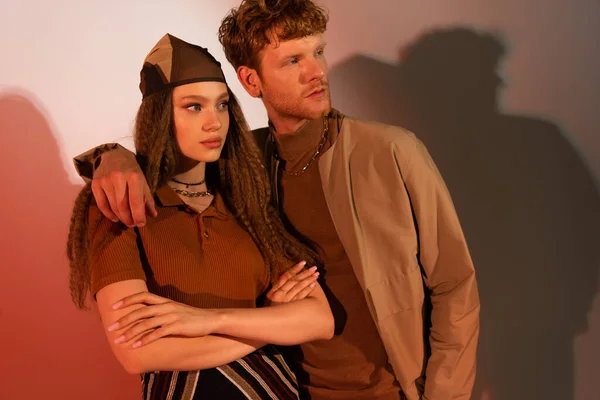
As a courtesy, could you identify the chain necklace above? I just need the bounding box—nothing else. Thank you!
[274,115,329,176]
[171,177,206,187]
[171,187,213,197]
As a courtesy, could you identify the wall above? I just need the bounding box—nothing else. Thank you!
[321,1,600,399]
[0,1,263,398]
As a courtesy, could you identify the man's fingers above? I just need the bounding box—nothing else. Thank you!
[101,180,123,222]
[101,176,132,226]
[144,185,158,218]
[91,149,150,225]
[91,181,119,222]
[113,178,135,227]
[128,174,147,227]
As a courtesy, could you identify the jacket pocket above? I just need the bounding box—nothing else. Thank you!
[366,265,425,322]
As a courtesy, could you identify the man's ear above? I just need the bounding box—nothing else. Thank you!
[237,66,262,98]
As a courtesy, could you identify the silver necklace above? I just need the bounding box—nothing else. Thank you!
[172,187,213,198]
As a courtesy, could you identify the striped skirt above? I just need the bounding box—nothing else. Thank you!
[141,345,299,399]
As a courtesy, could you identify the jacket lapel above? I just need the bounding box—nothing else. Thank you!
[318,122,370,292]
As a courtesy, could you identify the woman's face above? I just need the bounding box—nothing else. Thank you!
[172,81,230,163]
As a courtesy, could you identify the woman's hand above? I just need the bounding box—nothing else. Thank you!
[107,262,320,348]
[108,292,222,348]
[266,261,320,306]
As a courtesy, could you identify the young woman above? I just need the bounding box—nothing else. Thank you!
[67,33,333,400]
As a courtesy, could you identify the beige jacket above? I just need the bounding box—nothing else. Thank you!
[258,116,480,400]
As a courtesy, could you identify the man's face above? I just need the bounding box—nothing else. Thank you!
[255,33,331,131]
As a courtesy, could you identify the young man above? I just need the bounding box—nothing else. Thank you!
[75,1,479,399]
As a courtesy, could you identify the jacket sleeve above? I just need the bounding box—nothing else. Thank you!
[397,138,480,400]
[72,143,130,182]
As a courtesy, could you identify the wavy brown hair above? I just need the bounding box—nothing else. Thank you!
[218,0,329,71]
[67,87,320,309]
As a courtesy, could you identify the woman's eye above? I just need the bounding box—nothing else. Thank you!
[186,104,201,112]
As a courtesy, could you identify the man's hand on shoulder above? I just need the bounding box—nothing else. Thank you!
[92,148,157,227]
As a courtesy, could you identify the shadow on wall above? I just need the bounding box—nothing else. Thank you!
[329,27,600,400]
[0,91,138,399]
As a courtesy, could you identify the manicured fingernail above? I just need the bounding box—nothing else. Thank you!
[112,301,123,310]
[132,341,142,348]
[309,266,317,272]
[114,335,125,344]
[310,282,317,287]
[111,218,119,223]
[107,322,119,331]
[137,223,145,228]
[313,272,320,277]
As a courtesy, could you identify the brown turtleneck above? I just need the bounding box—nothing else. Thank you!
[273,111,402,400]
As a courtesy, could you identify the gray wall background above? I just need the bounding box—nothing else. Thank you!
[321,1,600,399]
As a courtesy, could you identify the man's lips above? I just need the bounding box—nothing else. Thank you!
[306,86,327,98]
